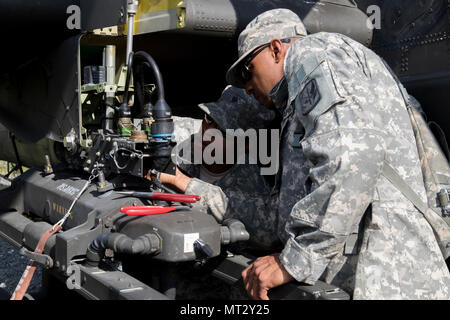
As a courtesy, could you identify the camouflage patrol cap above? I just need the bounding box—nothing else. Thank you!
[198,85,275,132]
[226,8,307,88]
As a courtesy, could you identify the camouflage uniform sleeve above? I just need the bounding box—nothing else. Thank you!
[186,170,280,248]
[279,36,387,284]
[185,178,228,222]
[279,129,385,284]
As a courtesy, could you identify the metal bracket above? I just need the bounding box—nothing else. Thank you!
[438,188,450,216]
[19,247,54,269]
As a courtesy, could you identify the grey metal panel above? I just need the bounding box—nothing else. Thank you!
[0,124,61,167]
[19,168,143,229]
[115,209,222,262]
[357,0,450,146]
[0,35,81,143]
[80,0,127,31]
[0,211,31,249]
[67,264,170,300]
[302,0,373,46]
[180,0,373,45]
[182,0,237,37]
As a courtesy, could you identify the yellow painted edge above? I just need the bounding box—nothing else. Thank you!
[131,0,181,34]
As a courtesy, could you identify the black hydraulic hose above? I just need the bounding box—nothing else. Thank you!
[125,50,172,122]
[132,58,147,115]
[86,232,161,266]
[132,51,165,101]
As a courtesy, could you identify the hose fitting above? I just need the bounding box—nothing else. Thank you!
[86,232,161,267]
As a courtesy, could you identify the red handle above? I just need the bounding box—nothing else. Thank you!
[120,205,166,211]
[120,205,176,216]
[151,192,201,203]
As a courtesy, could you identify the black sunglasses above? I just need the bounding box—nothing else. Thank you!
[240,38,291,83]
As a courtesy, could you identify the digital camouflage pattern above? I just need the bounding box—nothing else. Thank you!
[172,116,202,144]
[176,86,280,249]
[276,31,450,299]
[186,169,280,250]
[198,85,276,133]
[407,97,450,239]
[172,115,253,299]
[226,8,307,88]
[172,89,280,299]
[177,139,281,247]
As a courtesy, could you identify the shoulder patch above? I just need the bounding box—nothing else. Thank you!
[287,52,346,138]
[299,79,321,115]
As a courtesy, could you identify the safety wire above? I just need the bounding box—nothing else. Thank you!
[111,147,144,171]
[52,168,99,231]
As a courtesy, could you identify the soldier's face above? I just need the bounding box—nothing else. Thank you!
[244,41,286,108]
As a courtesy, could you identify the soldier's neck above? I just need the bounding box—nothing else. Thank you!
[269,76,289,115]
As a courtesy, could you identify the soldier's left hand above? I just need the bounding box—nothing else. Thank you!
[241,253,294,300]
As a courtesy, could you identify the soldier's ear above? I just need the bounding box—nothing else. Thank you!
[269,39,283,63]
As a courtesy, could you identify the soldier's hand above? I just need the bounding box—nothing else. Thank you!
[241,253,294,300]
[145,169,161,181]
[145,169,174,185]
[146,168,192,192]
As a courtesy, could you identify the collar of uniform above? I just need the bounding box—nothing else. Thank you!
[269,76,289,115]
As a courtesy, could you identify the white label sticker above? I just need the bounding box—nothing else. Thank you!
[184,233,199,253]
[56,183,80,196]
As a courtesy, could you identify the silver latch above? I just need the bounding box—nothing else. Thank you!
[438,188,450,216]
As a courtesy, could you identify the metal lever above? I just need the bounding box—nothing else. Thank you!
[194,238,214,258]
[19,247,54,269]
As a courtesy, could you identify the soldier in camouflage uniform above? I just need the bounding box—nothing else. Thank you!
[163,86,280,249]
[160,86,279,299]
[221,9,450,300]
[172,116,203,145]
